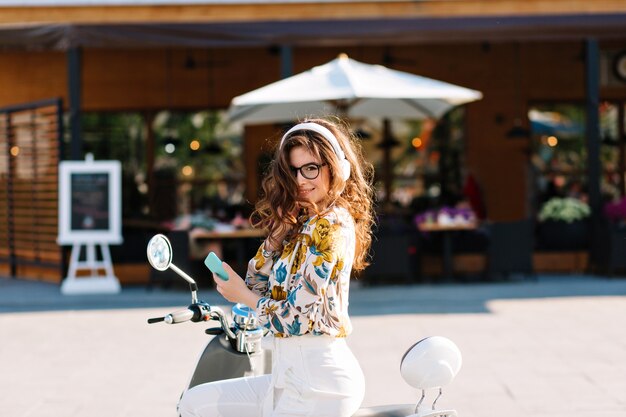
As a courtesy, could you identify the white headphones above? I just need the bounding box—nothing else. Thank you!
[280,122,351,181]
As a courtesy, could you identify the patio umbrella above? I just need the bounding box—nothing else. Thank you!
[227,54,483,203]
[528,109,583,138]
[228,54,482,123]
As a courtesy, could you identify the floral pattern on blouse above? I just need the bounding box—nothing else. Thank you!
[245,206,355,338]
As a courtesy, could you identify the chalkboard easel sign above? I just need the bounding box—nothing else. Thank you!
[58,155,123,294]
[58,157,122,245]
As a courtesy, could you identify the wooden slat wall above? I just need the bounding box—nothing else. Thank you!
[0,100,63,282]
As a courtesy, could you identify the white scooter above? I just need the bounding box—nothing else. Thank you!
[146,233,462,417]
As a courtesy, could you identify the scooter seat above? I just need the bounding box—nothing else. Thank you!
[352,404,414,417]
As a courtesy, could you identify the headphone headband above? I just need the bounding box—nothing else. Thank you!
[280,122,346,160]
[279,122,351,181]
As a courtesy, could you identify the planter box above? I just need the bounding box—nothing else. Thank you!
[533,251,588,273]
[537,220,590,251]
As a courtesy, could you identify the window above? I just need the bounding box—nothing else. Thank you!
[362,107,468,215]
[81,112,148,220]
[529,101,626,214]
[79,110,245,223]
[152,110,245,221]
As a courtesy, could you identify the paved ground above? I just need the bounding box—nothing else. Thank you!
[1,274,626,417]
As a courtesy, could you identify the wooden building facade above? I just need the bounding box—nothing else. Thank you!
[2,0,626,282]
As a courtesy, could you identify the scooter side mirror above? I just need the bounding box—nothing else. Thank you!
[400,336,462,390]
[146,233,199,304]
[147,234,173,271]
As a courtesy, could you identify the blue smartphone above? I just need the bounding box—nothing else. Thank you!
[204,252,229,281]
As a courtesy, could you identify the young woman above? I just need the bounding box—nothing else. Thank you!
[178,117,375,417]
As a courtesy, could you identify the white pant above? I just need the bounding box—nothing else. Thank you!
[178,334,365,417]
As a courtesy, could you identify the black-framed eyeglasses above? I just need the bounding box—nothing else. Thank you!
[289,163,326,180]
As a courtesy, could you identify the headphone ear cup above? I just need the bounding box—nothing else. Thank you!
[340,159,351,181]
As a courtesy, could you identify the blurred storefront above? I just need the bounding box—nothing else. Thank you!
[2,1,626,282]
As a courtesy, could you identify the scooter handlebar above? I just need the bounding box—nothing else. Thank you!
[147,303,212,325]
[147,308,196,325]
[146,304,236,339]
[164,308,195,324]
[147,317,166,324]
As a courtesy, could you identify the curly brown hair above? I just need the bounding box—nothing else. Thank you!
[251,117,375,271]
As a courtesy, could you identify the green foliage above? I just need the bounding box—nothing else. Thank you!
[538,197,590,223]
[153,110,243,182]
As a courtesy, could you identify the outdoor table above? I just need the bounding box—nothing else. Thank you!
[189,227,266,275]
[417,222,478,280]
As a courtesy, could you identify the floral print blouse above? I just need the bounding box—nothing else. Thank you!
[246,206,355,338]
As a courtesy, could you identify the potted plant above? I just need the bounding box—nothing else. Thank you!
[537,197,591,250]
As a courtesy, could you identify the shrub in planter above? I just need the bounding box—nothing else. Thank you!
[538,197,591,223]
[537,197,591,250]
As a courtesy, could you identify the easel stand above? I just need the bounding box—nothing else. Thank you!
[61,242,121,295]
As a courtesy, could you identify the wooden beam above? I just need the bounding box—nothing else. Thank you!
[68,47,83,160]
[2,1,626,25]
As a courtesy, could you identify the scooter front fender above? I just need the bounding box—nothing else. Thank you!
[187,333,272,389]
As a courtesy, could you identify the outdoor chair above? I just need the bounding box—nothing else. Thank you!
[416,225,490,282]
[362,216,420,285]
[592,219,626,276]
[486,219,535,281]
